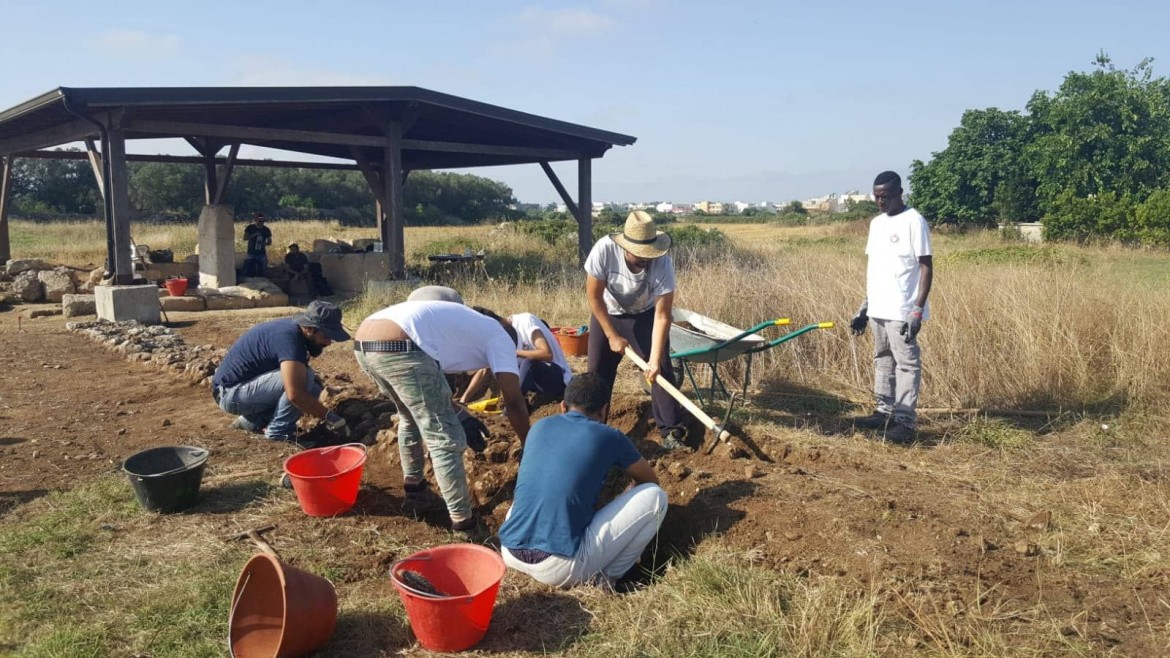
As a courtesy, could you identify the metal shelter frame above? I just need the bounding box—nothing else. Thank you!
[0,86,636,283]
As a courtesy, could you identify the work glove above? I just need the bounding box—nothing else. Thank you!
[455,407,489,453]
[900,305,924,344]
[849,301,869,336]
[324,410,351,437]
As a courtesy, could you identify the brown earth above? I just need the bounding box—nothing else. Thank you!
[1,304,1166,655]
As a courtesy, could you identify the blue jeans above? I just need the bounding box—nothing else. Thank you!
[242,254,267,277]
[217,367,321,439]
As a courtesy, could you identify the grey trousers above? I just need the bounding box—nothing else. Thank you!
[871,319,922,426]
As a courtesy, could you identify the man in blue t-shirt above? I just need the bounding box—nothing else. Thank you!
[499,373,667,589]
[212,300,350,443]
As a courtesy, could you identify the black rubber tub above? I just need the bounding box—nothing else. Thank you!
[122,446,210,513]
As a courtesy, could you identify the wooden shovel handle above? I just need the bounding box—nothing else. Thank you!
[623,347,730,442]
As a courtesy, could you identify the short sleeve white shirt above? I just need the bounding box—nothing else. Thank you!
[510,312,573,385]
[584,236,676,315]
[367,301,519,375]
[865,207,932,321]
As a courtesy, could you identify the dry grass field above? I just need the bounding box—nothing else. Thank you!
[2,218,1169,656]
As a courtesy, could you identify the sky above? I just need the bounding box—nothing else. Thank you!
[2,0,1169,204]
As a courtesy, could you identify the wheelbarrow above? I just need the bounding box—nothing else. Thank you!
[670,308,834,405]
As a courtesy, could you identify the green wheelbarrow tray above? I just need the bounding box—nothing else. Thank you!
[669,308,766,364]
[668,308,835,405]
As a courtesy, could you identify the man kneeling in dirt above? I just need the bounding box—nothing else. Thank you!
[212,301,350,444]
[353,300,531,533]
[499,373,667,589]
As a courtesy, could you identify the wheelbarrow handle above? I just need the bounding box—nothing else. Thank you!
[623,347,731,442]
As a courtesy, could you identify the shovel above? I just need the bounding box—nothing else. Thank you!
[624,347,733,447]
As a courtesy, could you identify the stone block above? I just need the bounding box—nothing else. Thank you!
[196,205,236,288]
[13,271,44,302]
[254,291,290,307]
[6,258,53,275]
[94,284,161,324]
[316,252,392,294]
[161,295,207,312]
[38,268,76,303]
[204,294,257,310]
[62,293,97,317]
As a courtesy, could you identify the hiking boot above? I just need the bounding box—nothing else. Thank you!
[231,416,264,434]
[882,422,917,443]
[452,517,491,543]
[661,428,688,451]
[852,411,892,430]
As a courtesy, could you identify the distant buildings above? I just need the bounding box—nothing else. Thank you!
[802,191,874,213]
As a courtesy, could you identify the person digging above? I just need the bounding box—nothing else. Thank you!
[212,300,351,447]
[585,210,691,450]
[352,299,531,536]
[499,373,667,590]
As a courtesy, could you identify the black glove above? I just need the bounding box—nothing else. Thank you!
[900,305,924,344]
[849,301,869,336]
[460,414,489,453]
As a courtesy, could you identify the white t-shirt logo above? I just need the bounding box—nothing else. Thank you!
[889,234,900,243]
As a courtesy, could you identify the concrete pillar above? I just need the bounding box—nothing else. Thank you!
[197,204,236,288]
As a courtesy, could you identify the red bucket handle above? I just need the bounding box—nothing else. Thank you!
[283,443,367,482]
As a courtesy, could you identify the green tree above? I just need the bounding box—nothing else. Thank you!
[1026,53,1170,207]
[909,107,1036,226]
[1135,188,1170,245]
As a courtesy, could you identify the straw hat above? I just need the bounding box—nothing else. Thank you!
[611,210,671,259]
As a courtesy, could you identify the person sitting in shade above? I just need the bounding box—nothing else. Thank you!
[499,373,667,589]
[460,311,573,405]
[284,243,312,296]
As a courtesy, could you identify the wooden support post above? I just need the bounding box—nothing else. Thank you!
[384,123,405,277]
[213,143,240,205]
[576,157,593,264]
[0,156,12,263]
[540,161,579,218]
[203,155,218,206]
[106,125,134,284]
[84,139,105,194]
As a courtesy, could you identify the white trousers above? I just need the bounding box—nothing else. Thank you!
[502,483,668,588]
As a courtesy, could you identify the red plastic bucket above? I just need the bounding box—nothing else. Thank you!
[228,552,338,657]
[282,444,367,517]
[390,544,506,652]
[164,277,188,297]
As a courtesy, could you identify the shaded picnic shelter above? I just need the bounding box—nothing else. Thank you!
[0,86,635,284]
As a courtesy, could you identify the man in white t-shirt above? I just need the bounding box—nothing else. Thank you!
[352,300,531,532]
[461,312,573,405]
[849,171,934,442]
[585,211,689,450]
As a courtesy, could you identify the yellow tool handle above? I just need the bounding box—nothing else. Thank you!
[774,318,792,326]
[623,347,730,442]
[817,321,835,329]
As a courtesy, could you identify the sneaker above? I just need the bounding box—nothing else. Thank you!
[882,422,917,443]
[661,428,687,451]
[452,517,491,542]
[852,411,892,430]
[279,473,293,489]
[230,416,264,434]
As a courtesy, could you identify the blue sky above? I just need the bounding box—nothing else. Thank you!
[2,0,1168,204]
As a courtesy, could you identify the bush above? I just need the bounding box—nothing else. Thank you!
[1042,191,1137,242]
[1135,188,1170,246]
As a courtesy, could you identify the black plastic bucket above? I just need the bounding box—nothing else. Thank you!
[123,446,210,513]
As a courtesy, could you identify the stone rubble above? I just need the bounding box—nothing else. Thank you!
[66,319,225,387]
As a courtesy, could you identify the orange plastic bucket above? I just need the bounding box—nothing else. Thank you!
[282,444,367,517]
[228,553,338,657]
[552,326,588,357]
[164,277,188,297]
[390,544,506,652]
